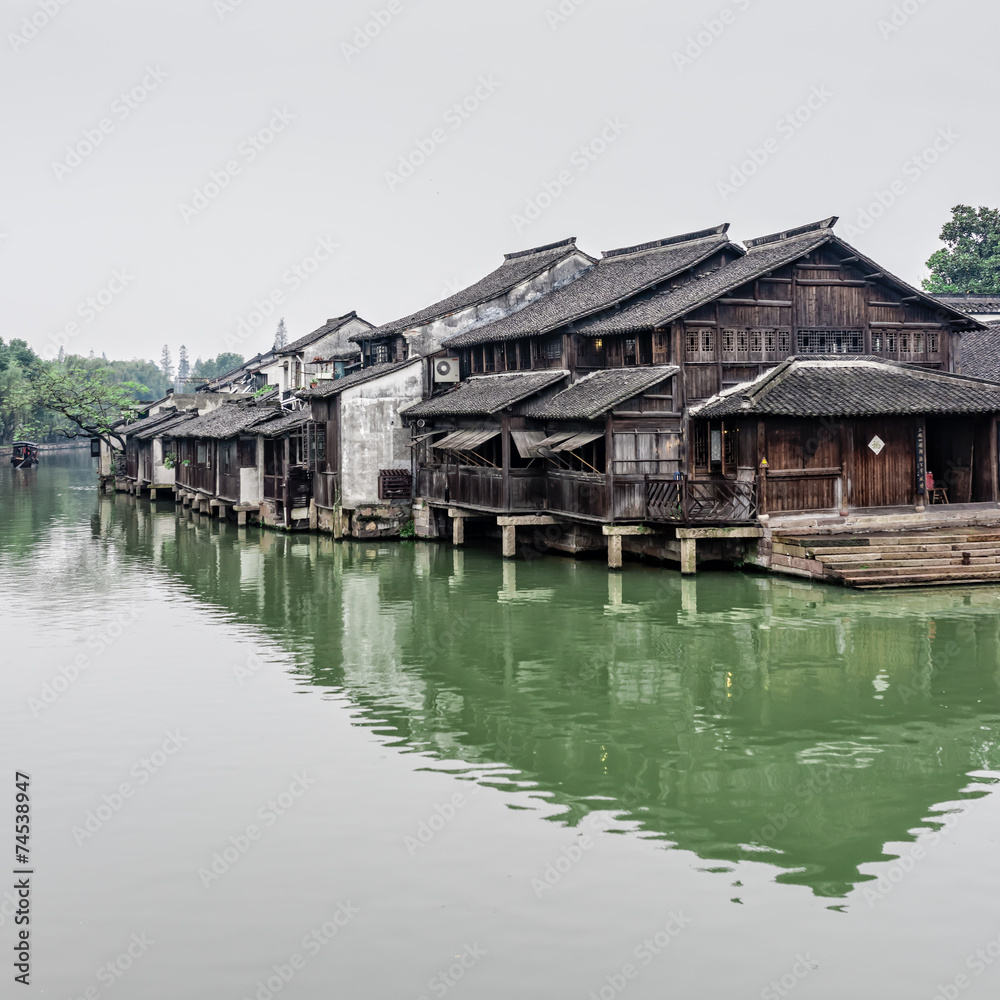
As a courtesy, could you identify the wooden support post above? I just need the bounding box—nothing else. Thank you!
[334,506,345,540]
[149,489,157,501]
[502,524,516,559]
[608,534,623,571]
[237,510,248,527]
[680,537,697,575]
[308,500,318,532]
[453,515,465,547]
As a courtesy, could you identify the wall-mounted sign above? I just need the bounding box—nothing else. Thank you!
[868,436,885,456]
[915,424,927,494]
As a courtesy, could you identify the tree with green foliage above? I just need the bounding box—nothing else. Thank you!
[21,363,147,450]
[191,353,245,381]
[160,345,174,383]
[923,205,1000,295]
[0,339,48,442]
[177,345,190,387]
[273,318,288,350]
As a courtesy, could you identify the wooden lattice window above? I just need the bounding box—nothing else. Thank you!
[796,330,864,354]
[722,331,735,354]
[764,330,777,353]
[750,331,762,354]
[737,331,749,353]
[929,333,939,353]
[693,423,709,470]
[778,332,790,353]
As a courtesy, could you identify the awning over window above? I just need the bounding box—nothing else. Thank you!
[432,428,500,452]
[539,430,604,454]
[511,430,549,459]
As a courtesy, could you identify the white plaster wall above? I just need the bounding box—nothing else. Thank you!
[402,252,593,358]
[340,361,424,508]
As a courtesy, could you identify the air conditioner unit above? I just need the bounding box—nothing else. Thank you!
[433,357,460,383]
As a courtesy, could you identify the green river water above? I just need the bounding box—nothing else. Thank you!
[2,453,1000,999]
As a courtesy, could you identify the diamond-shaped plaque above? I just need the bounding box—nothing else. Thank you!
[868,435,885,456]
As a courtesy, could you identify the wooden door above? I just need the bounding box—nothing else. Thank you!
[849,418,914,509]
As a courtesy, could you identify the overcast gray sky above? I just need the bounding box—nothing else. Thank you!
[1,0,995,365]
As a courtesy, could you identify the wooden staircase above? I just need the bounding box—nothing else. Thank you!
[772,529,1000,589]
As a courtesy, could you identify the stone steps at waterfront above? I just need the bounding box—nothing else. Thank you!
[774,528,1000,589]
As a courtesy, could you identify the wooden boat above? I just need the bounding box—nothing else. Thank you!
[11,442,40,468]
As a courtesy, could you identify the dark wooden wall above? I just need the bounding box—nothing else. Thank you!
[678,244,958,402]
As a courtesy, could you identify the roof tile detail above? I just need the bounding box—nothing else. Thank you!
[404,370,568,418]
[694,357,1000,418]
[525,366,680,420]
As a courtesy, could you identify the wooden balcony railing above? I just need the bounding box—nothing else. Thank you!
[415,467,757,525]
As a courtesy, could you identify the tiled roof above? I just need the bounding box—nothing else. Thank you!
[404,370,569,418]
[694,357,1000,418]
[525,366,680,420]
[171,404,279,439]
[444,227,737,347]
[277,312,371,356]
[362,239,592,340]
[574,218,981,336]
[324,346,363,361]
[958,322,1000,381]
[134,410,199,440]
[253,410,311,438]
[297,359,420,399]
[121,409,184,438]
[574,229,832,335]
[935,296,1000,315]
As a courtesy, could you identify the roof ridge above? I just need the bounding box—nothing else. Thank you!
[601,225,730,258]
[469,369,569,380]
[744,217,839,251]
[503,237,578,260]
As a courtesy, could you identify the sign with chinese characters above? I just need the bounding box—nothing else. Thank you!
[868,436,885,456]
[915,424,927,494]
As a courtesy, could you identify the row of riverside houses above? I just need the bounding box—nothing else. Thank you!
[107,217,1000,587]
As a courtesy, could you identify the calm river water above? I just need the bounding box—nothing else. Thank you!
[3,453,1000,999]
